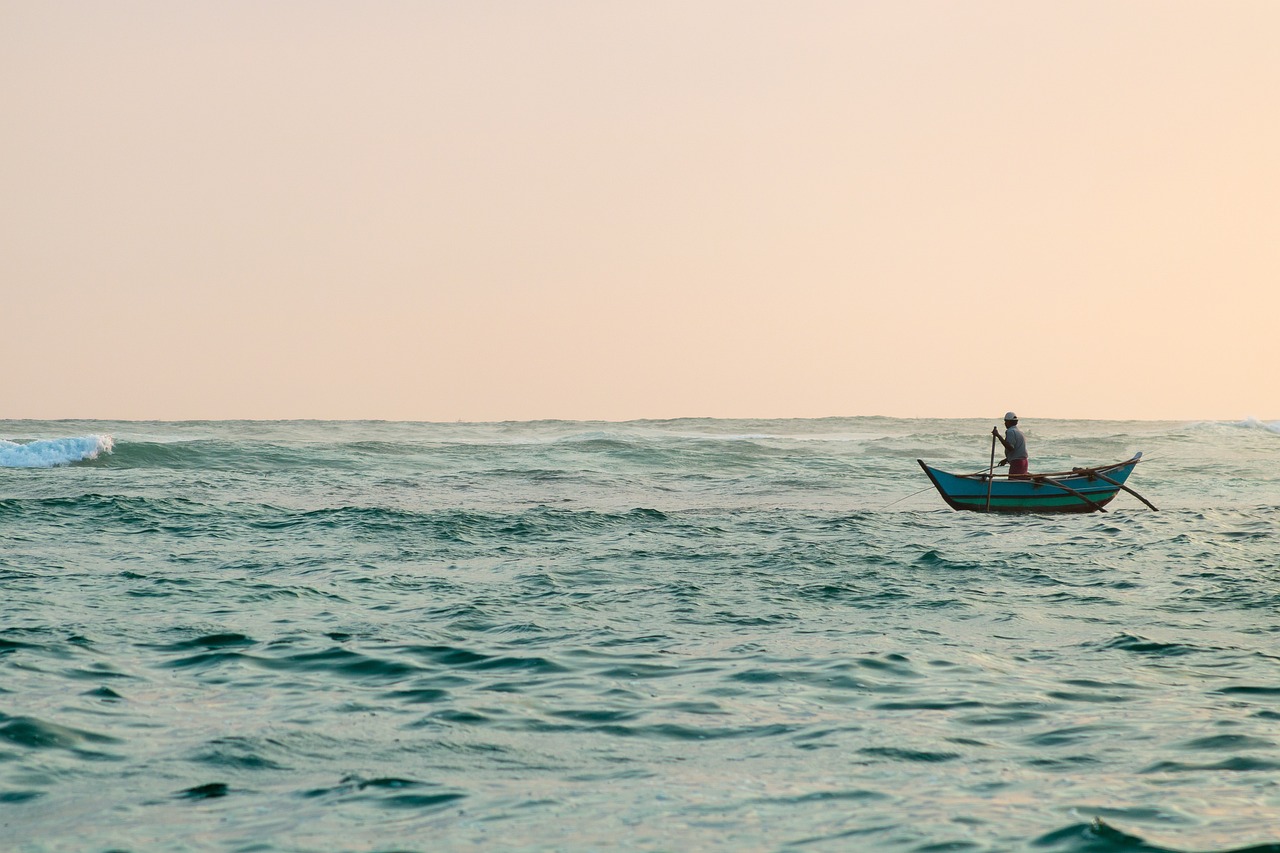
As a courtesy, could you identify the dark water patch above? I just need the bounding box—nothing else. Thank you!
[0,714,122,755]
[856,653,922,678]
[872,699,985,711]
[1106,579,1142,589]
[790,726,864,750]
[300,773,471,809]
[1143,756,1280,773]
[914,549,987,571]
[1024,725,1118,748]
[1046,690,1132,704]
[233,583,334,604]
[194,737,290,771]
[417,709,495,727]
[1177,734,1275,751]
[858,746,960,763]
[1215,686,1280,699]
[477,619,558,639]
[1024,755,1103,770]
[659,700,724,715]
[399,644,568,674]
[564,768,654,783]
[793,582,872,603]
[0,637,36,654]
[753,788,888,805]
[1094,634,1204,657]
[1041,807,1280,850]
[155,633,257,652]
[381,687,451,704]
[82,686,124,701]
[588,633,677,649]
[1044,591,1118,607]
[0,790,43,803]
[1061,678,1145,690]
[177,782,230,800]
[548,707,642,724]
[380,790,467,810]
[124,574,199,596]
[302,774,448,800]
[352,776,420,790]
[260,648,420,681]
[1032,818,1155,851]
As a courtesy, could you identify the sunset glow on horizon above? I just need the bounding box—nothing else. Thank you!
[4,2,1277,422]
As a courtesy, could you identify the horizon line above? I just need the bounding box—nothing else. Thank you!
[4,414,1275,426]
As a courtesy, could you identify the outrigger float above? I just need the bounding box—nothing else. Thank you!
[916,452,1155,514]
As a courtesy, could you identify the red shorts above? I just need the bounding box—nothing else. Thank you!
[1008,458,1029,477]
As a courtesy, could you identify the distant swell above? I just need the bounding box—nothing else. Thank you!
[0,436,113,468]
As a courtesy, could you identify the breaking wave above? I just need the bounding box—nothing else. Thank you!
[0,435,114,468]
[1237,417,1280,434]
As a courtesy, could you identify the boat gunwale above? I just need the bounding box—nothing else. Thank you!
[934,454,1143,483]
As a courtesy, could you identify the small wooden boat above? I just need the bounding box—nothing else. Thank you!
[916,453,1150,513]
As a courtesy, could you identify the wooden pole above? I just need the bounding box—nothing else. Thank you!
[986,432,996,513]
[1090,470,1158,511]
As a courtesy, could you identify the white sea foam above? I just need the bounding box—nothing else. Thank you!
[1237,417,1280,434]
[0,435,114,468]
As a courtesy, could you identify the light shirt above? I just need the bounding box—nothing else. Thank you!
[1004,425,1028,460]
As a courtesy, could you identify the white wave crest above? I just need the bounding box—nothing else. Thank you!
[0,435,115,468]
[1237,417,1280,434]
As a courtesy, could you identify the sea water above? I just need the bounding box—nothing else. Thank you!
[2,417,1279,852]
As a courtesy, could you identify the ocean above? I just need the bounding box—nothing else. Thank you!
[2,417,1279,852]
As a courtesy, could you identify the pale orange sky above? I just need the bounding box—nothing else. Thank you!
[3,2,1277,421]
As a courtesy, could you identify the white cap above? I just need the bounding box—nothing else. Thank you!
[1004,412,1018,421]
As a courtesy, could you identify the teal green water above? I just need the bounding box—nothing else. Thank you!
[2,417,1279,852]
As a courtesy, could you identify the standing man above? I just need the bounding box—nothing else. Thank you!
[993,412,1029,478]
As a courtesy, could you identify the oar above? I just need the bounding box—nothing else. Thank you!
[1032,475,1107,512]
[985,432,996,513]
[1088,470,1158,511]
[1069,456,1158,512]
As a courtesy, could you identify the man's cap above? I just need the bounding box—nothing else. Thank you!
[1004,412,1018,421]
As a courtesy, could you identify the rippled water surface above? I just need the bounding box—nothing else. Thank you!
[3,417,1279,852]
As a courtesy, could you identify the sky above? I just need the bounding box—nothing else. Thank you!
[3,1,1277,422]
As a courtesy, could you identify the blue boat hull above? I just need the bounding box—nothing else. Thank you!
[917,454,1143,513]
